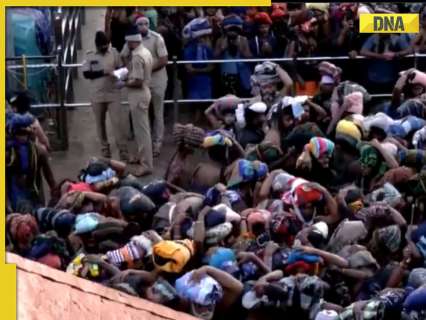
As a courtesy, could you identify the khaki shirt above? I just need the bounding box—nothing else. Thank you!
[122,31,168,89]
[82,47,122,103]
[123,43,153,105]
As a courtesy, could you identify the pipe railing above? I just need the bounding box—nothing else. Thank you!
[5,46,425,150]
[6,52,426,69]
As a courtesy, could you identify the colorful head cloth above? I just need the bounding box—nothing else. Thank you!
[202,132,233,149]
[306,137,335,159]
[359,144,380,169]
[336,119,362,143]
[227,159,268,188]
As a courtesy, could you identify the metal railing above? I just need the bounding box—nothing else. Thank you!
[6,43,426,150]
[6,7,84,150]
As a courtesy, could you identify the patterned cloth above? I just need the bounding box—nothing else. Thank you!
[175,272,224,306]
[226,159,268,188]
[306,137,335,159]
[106,241,145,268]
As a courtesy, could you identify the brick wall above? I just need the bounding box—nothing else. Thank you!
[7,253,198,320]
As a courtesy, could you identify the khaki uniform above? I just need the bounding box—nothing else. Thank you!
[142,31,168,151]
[122,31,168,151]
[82,47,128,158]
[123,43,154,170]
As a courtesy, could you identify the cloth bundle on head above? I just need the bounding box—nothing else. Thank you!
[368,183,401,207]
[117,186,156,220]
[318,61,342,84]
[363,112,394,134]
[7,213,39,253]
[27,231,69,269]
[254,12,272,25]
[270,212,301,246]
[268,96,306,122]
[412,126,426,150]
[152,239,194,273]
[272,171,296,193]
[398,150,426,168]
[106,235,151,269]
[285,249,321,275]
[250,61,280,95]
[298,275,330,318]
[408,268,426,289]
[35,207,76,237]
[342,92,364,115]
[226,159,268,188]
[215,94,240,113]
[331,81,370,122]
[79,160,117,185]
[212,203,240,223]
[297,137,334,170]
[389,116,426,139]
[403,286,426,313]
[305,137,335,159]
[188,222,233,245]
[327,220,367,253]
[359,144,386,175]
[371,225,401,253]
[335,119,362,148]
[338,299,385,320]
[222,14,243,30]
[141,180,171,207]
[173,123,205,147]
[151,278,178,303]
[206,247,239,277]
[183,18,212,40]
[346,248,379,271]
[202,131,233,149]
[403,68,426,87]
[245,141,283,164]
[397,99,426,119]
[282,178,323,225]
[73,213,103,235]
[175,271,224,306]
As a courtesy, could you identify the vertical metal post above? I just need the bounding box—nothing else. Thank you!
[54,11,68,150]
[172,56,179,124]
[21,54,28,89]
[57,47,68,150]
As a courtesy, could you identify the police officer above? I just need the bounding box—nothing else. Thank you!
[135,15,169,158]
[120,26,154,176]
[82,31,128,160]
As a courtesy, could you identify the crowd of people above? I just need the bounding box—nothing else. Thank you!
[5,3,426,320]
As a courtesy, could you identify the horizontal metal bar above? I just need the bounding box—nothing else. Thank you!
[6,63,57,69]
[6,55,56,61]
[8,53,426,70]
[30,93,392,109]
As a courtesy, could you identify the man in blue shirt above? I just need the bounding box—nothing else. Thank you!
[360,34,412,93]
[183,18,214,99]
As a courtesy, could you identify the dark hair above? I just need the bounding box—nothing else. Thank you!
[95,31,109,47]
[10,91,31,114]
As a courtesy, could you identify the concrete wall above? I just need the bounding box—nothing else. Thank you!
[7,253,198,320]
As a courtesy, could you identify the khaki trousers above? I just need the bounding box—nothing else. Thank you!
[128,92,153,170]
[150,83,167,149]
[92,100,128,157]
